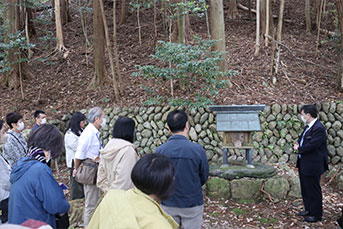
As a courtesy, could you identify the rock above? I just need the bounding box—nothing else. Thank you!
[328,128,336,137]
[156,121,164,129]
[254,132,264,142]
[328,113,336,122]
[206,150,214,159]
[146,107,155,115]
[188,117,195,126]
[289,154,298,165]
[194,113,201,124]
[322,102,330,113]
[289,129,298,138]
[211,140,218,147]
[265,130,273,138]
[62,114,71,121]
[261,155,268,163]
[209,113,214,123]
[278,154,289,163]
[333,121,342,131]
[154,106,162,113]
[337,147,343,157]
[334,137,341,147]
[154,113,162,122]
[268,155,278,163]
[328,135,334,144]
[150,121,158,130]
[271,104,281,115]
[276,113,283,121]
[141,138,148,147]
[337,103,343,114]
[209,124,216,132]
[199,130,206,138]
[263,106,271,117]
[189,127,198,141]
[198,107,205,114]
[202,121,209,129]
[230,178,263,200]
[143,122,152,130]
[283,114,291,121]
[282,104,288,114]
[338,130,343,139]
[141,129,152,138]
[331,156,341,164]
[161,135,168,143]
[264,176,290,200]
[142,114,148,121]
[285,134,293,143]
[319,112,328,122]
[206,177,231,199]
[334,113,343,122]
[203,137,210,144]
[269,121,277,130]
[200,113,209,125]
[327,145,336,157]
[325,122,332,129]
[195,124,202,133]
[288,175,302,199]
[267,115,276,122]
[330,102,336,113]
[204,145,214,150]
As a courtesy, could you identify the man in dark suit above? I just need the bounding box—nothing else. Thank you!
[294,104,328,223]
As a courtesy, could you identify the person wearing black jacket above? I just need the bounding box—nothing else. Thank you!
[294,104,328,223]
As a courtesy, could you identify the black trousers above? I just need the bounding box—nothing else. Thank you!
[0,198,9,223]
[70,160,84,200]
[299,172,323,218]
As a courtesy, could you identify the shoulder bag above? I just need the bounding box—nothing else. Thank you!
[75,158,98,185]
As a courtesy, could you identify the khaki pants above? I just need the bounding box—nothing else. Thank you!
[162,205,204,229]
[84,184,100,227]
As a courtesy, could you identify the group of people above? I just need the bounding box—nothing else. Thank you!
[0,107,209,229]
[0,105,342,228]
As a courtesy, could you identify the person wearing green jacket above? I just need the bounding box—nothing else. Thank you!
[88,154,178,229]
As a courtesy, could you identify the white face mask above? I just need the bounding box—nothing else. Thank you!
[17,122,25,131]
[301,115,307,124]
[0,134,8,144]
[101,117,106,128]
[41,118,47,124]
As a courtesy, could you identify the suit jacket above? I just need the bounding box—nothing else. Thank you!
[296,119,328,176]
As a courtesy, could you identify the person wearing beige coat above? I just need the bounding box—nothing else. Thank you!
[97,117,139,193]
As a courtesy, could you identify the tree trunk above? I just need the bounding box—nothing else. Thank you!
[88,0,108,90]
[260,0,274,37]
[255,0,261,56]
[98,0,120,99]
[0,0,33,91]
[177,5,185,43]
[271,0,285,83]
[305,0,311,32]
[55,0,66,52]
[337,0,343,50]
[113,0,123,93]
[210,0,227,72]
[120,0,126,24]
[61,0,71,25]
[228,0,239,19]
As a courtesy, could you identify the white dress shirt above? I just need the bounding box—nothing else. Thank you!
[75,123,101,160]
[64,130,80,168]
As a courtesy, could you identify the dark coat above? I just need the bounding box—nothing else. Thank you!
[296,119,328,176]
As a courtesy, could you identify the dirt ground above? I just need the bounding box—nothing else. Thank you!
[53,160,343,228]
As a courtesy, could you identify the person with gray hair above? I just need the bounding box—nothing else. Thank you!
[73,107,106,227]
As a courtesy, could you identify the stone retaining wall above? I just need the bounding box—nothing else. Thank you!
[56,102,343,166]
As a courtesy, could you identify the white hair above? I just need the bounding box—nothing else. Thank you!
[88,107,103,123]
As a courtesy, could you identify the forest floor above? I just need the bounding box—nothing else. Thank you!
[2,0,343,228]
[54,160,343,228]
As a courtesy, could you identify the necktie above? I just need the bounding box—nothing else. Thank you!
[298,125,309,159]
[300,125,309,147]
[96,132,103,149]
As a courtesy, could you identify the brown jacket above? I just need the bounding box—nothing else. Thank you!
[97,138,139,193]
